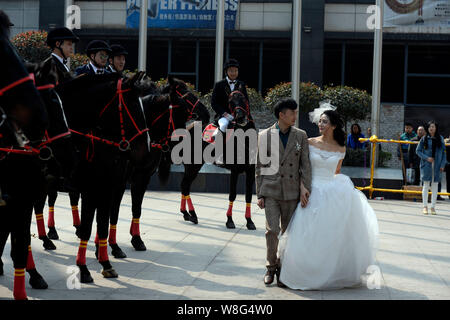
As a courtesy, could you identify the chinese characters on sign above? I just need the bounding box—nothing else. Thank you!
[126,0,239,29]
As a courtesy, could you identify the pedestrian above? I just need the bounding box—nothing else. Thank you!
[74,40,111,76]
[107,44,128,75]
[416,121,446,215]
[399,122,417,169]
[408,125,426,185]
[44,27,79,83]
[346,123,366,149]
[445,136,450,200]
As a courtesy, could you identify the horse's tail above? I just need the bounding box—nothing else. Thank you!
[158,152,172,186]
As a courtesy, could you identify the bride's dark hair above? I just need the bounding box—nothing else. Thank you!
[322,110,346,146]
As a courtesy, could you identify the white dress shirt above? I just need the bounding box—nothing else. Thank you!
[52,53,70,72]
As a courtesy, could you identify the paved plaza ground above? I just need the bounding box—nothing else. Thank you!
[0,190,449,300]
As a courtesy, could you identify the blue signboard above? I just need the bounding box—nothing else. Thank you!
[126,0,239,29]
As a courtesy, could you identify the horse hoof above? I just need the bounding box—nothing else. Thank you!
[47,227,59,240]
[189,211,198,224]
[110,244,127,259]
[226,218,236,229]
[78,265,93,283]
[42,237,56,250]
[131,236,147,251]
[246,219,256,230]
[28,271,48,289]
[181,210,190,221]
[101,268,118,279]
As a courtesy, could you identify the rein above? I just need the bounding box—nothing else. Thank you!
[68,78,150,158]
[0,73,70,160]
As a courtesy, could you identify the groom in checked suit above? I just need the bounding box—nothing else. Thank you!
[256,98,312,287]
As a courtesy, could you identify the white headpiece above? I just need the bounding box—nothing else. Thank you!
[308,101,337,124]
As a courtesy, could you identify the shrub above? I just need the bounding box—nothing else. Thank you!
[343,147,392,168]
[323,86,372,129]
[12,30,50,63]
[69,53,89,72]
[264,82,324,113]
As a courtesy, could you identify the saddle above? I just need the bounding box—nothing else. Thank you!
[202,122,234,145]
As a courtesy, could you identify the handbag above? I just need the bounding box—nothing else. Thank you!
[406,168,415,184]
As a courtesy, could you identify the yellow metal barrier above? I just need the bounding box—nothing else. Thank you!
[355,136,450,199]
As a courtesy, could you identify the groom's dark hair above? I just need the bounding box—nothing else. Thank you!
[274,98,297,119]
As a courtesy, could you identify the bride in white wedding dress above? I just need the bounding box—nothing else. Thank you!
[278,104,379,290]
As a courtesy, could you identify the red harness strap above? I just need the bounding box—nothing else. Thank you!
[149,104,182,151]
[0,74,34,97]
[0,74,68,159]
[69,78,149,157]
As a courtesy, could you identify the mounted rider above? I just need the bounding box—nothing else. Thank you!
[75,40,112,76]
[106,44,128,75]
[211,58,250,133]
[44,27,79,84]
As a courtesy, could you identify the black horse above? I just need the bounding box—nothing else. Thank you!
[0,15,49,300]
[0,58,77,297]
[25,59,78,251]
[56,72,150,283]
[107,76,210,256]
[179,87,257,230]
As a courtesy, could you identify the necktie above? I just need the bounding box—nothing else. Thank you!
[229,81,236,85]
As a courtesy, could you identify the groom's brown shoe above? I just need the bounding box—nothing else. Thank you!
[264,270,275,285]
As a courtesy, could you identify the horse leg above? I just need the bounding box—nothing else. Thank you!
[245,166,256,230]
[129,166,152,251]
[181,164,203,224]
[70,191,81,232]
[0,230,9,276]
[226,170,238,229]
[26,244,48,290]
[33,191,56,250]
[75,191,96,283]
[108,175,128,258]
[96,183,118,279]
[46,182,59,240]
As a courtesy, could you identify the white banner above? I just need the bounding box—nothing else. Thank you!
[384,0,450,28]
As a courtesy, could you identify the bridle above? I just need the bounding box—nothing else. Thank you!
[0,73,71,160]
[69,78,150,160]
[228,90,253,126]
[148,84,202,152]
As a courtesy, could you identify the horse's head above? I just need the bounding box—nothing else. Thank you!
[57,72,150,166]
[165,75,210,123]
[228,85,250,128]
[0,26,48,148]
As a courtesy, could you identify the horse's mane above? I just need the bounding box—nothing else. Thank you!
[57,72,121,95]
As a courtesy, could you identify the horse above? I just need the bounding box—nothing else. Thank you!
[0,58,78,297]
[25,59,78,251]
[0,14,49,300]
[56,72,150,283]
[107,76,210,256]
[179,86,257,230]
